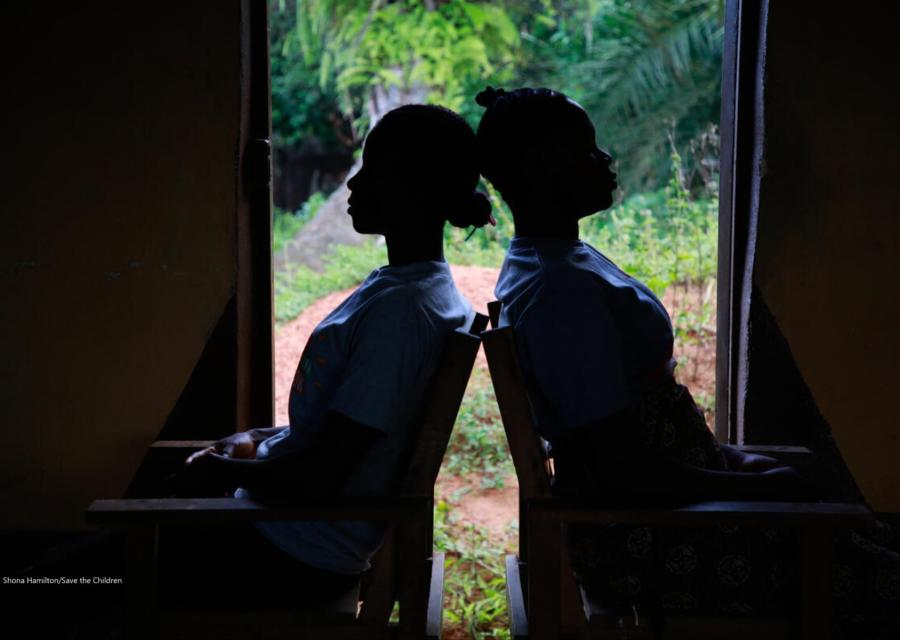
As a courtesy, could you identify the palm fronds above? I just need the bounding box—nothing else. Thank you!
[517,0,724,193]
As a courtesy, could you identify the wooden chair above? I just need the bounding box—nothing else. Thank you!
[481,302,872,640]
[86,312,488,640]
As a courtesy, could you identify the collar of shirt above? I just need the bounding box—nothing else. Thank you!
[374,259,451,279]
[508,236,584,258]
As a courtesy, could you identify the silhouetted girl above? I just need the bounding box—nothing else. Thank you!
[167,104,491,608]
[476,86,900,637]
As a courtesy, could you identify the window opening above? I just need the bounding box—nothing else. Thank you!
[266,1,727,636]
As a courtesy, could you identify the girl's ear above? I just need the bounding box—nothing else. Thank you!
[538,137,581,174]
[504,140,548,184]
[507,137,575,182]
[383,190,431,231]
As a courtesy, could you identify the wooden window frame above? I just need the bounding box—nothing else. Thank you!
[715,0,768,443]
[236,0,275,428]
[245,0,768,441]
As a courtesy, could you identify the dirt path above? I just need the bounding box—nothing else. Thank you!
[436,473,519,534]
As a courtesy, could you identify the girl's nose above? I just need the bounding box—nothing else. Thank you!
[347,166,363,190]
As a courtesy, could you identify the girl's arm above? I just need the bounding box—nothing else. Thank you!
[183,426,290,462]
[182,411,381,497]
[246,426,289,444]
[631,454,824,502]
[575,423,824,503]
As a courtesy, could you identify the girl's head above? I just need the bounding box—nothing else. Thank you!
[347,104,492,235]
[475,87,616,221]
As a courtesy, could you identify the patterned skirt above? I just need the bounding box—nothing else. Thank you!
[555,374,900,637]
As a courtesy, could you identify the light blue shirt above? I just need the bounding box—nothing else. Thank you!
[495,237,674,442]
[235,260,473,574]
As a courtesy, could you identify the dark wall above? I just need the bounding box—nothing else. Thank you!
[0,3,242,528]
[746,2,900,510]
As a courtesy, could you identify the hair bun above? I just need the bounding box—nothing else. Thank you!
[475,86,505,108]
[447,191,493,230]
[467,191,493,227]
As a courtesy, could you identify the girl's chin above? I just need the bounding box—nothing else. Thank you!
[577,195,614,217]
[596,192,615,211]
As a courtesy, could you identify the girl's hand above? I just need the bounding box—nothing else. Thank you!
[720,444,783,473]
[185,446,216,465]
[762,466,826,501]
[185,432,257,465]
[736,452,783,473]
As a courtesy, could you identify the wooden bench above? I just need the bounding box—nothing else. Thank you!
[481,303,871,639]
[87,313,488,640]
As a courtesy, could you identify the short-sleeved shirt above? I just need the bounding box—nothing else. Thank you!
[495,236,674,443]
[235,260,473,575]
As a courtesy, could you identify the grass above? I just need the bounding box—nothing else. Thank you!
[443,367,514,490]
[434,366,517,639]
[434,498,512,640]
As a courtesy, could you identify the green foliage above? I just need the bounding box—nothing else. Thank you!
[272,192,327,252]
[434,499,512,639]
[271,0,723,196]
[514,0,724,193]
[290,0,519,137]
[272,209,306,252]
[444,367,514,489]
[269,0,351,150]
[338,1,517,105]
[274,241,387,324]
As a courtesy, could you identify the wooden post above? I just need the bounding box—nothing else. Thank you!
[397,519,431,640]
[799,527,834,639]
[528,521,561,640]
[125,523,159,640]
[560,544,589,639]
[359,528,396,626]
[520,495,530,611]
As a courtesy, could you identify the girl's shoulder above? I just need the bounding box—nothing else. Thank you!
[353,275,468,336]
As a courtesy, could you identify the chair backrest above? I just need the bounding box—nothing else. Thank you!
[359,313,487,627]
[400,312,488,496]
[481,314,552,503]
